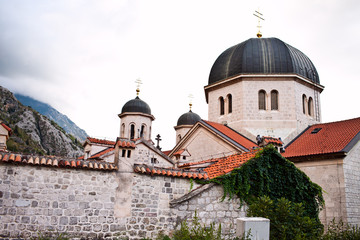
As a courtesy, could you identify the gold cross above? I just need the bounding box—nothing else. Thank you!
[135,78,142,96]
[188,94,194,111]
[253,9,265,38]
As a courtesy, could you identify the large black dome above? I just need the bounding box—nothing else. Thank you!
[121,96,151,115]
[208,38,319,85]
[177,110,201,126]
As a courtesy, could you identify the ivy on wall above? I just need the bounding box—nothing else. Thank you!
[206,146,324,222]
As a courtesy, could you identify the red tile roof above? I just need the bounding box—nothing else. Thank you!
[0,152,117,171]
[89,147,114,159]
[262,136,283,146]
[283,117,360,158]
[116,139,136,148]
[162,150,172,156]
[86,137,116,146]
[135,149,259,180]
[0,123,12,134]
[134,164,209,180]
[203,150,258,179]
[173,149,187,156]
[203,121,258,150]
[178,158,219,168]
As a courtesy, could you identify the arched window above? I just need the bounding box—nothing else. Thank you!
[130,124,135,140]
[258,90,266,110]
[302,94,307,114]
[271,90,279,110]
[121,123,125,138]
[140,124,146,138]
[219,97,225,115]
[308,97,313,117]
[227,94,232,113]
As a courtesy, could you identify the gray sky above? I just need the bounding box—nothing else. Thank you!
[1,0,360,150]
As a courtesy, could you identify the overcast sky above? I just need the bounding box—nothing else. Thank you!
[1,0,360,150]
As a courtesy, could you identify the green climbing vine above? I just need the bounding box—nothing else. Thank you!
[207,145,324,223]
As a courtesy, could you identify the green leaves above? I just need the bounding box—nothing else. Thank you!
[247,196,323,240]
[207,145,325,238]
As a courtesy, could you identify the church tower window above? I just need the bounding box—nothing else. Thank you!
[219,97,225,115]
[271,90,279,110]
[227,94,232,113]
[258,90,266,110]
[130,124,135,140]
[121,123,125,138]
[140,124,146,138]
[308,97,314,117]
[302,94,307,114]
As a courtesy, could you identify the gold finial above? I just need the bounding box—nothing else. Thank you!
[253,9,265,38]
[188,94,194,111]
[135,78,142,96]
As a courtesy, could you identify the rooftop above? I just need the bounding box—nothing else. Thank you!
[283,117,360,158]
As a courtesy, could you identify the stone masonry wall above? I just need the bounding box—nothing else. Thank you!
[173,184,246,237]
[295,159,347,226]
[130,174,245,239]
[343,140,360,225]
[0,162,244,239]
[0,164,122,239]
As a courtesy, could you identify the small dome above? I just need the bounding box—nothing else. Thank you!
[121,96,151,115]
[177,110,201,126]
[208,38,319,85]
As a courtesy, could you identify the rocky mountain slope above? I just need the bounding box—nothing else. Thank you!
[14,94,88,141]
[0,86,83,158]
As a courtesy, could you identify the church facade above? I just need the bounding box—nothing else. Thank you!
[1,36,360,239]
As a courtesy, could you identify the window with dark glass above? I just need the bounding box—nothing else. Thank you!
[258,90,266,110]
[302,94,307,114]
[130,124,135,139]
[308,97,313,116]
[140,125,145,138]
[271,90,278,110]
[219,97,225,115]
[227,94,232,113]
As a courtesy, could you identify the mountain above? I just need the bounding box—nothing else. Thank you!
[14,93,88,141]
[0,86,83,157]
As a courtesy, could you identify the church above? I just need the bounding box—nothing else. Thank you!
[1,34,360,239]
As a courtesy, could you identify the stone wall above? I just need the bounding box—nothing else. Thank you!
[295,159,347,225]
[0,162,244,239]
[173,184,246,237]
[0,164,121,239]
[343,140,360,225]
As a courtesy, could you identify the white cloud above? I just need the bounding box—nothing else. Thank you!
[0,0,359,149]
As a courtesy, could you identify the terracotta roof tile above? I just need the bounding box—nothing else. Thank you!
[116,138,136,148]
[0,152,117,171]
[162,150,172,156]
[86,137,116,146]
[134,164,210,180]
[283,117,360,158]
[1,123,12,133]
[203,150,259,179]
[262,136,283,146]
[203,120,258,150]
[178,158,219,168]
[88,147,114,160]
[173,149,186,156]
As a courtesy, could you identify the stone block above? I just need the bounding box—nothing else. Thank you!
[15,199,30,207]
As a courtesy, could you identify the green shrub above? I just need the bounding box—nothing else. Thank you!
[207,146,324,223]
[247,196,323,240]
[321,219,360,240]
[172,211,222,240]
